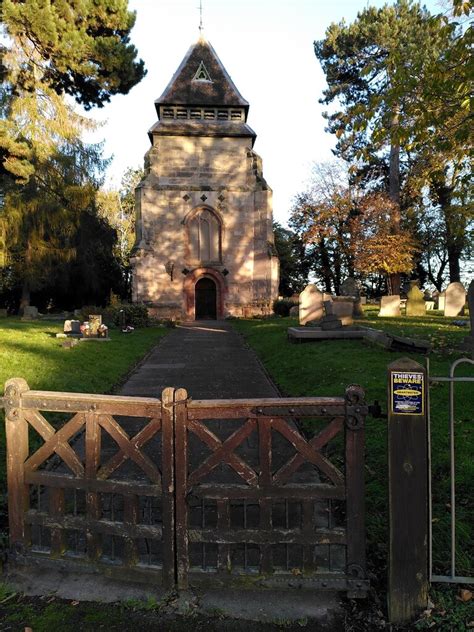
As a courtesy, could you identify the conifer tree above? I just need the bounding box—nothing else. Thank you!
[1,0,145,180]
[0,140,110,309]
[314,0,451,293]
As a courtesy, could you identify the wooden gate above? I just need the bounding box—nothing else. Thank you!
[2,378,369,596]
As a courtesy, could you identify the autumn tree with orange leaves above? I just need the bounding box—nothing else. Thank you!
[289,163,418,295]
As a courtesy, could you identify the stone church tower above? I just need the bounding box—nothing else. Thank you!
[131,36,279,319]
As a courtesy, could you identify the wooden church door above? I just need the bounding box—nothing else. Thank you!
[195,277,217,319]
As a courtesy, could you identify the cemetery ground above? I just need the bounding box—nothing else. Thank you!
[0,310,473,630]
[232,307,473,630]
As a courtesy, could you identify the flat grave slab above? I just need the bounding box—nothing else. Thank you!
[287,327,366,341]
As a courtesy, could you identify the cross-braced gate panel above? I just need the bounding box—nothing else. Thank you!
[174,385,368,596]
[3,379,368,596]
[4,378,176,587]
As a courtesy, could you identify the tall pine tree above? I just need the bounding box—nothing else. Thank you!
[315,0,450,293]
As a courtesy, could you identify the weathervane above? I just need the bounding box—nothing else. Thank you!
[198,0,203,34]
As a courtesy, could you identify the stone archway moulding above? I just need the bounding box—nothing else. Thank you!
[183,267,226,320]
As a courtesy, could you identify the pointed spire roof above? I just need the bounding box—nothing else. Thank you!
[156,37,249,111]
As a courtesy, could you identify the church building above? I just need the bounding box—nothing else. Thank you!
[131,36,279,320]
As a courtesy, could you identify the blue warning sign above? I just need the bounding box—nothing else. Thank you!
[391,371,424,415]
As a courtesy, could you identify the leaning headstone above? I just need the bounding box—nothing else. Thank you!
[340,277,363,317]
[21,306,39,320]
[406,282,426,317]
[379,295,401,317]
[444,282,466,317]
[299,285,324,325]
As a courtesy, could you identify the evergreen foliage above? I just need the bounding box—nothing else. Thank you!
[273,223,311,297]
[1,0,145,181]
[2,0,145,109]
[311,0,472,290]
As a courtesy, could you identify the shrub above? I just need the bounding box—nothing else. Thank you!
[273,298,298,317]
[117,303,149,328]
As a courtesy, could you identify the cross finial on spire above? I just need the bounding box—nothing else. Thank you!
[198,0,203,34]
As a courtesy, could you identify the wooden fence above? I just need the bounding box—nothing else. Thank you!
[2,377,369,596]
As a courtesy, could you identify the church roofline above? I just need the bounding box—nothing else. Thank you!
[148,119,256,146]
[155,37,249,113]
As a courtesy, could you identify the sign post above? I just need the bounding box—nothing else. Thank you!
[387,357,429,623]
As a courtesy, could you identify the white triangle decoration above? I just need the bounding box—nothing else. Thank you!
[193,61,212,82]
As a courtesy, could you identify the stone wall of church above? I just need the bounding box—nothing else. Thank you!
[131,134,279,319]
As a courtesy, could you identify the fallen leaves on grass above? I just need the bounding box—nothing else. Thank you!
[459,589,472,602]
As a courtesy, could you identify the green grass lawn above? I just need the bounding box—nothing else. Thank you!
[0,318,168,394]
[232,308,473,581]
[0,317,168,499]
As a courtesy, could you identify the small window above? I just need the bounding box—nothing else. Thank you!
[176,109,188,119]
[217,110,229,120]
[190,109,202,119]
[162,107,174,118]
[231,110,242,120]
[204,109,215,120]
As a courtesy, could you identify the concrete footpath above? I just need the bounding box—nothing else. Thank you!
[120,320,279,399]
[118,320,343,627]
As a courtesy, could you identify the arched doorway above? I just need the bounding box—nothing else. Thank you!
[195,277,217,319]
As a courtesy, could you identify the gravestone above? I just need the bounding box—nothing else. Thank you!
[379,295,401,317]
[340,277,359,298]
[330,299,354,326]
[437,292,446,311]
[299,285,324,325]
[340,277,363,317]
[89,314,102,336]
[21,306,39,320]
[406,282,426,317]
[64,320,81,335]
[444,282,466,317]
[0,309,7,318]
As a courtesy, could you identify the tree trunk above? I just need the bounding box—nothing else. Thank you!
[388,107,401,296]
[319,238,332,293]
[20,280,30,312]
[444,208,462,283]
[432,175,463,284]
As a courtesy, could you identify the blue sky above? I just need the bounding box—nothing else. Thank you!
[92,0,443,224]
